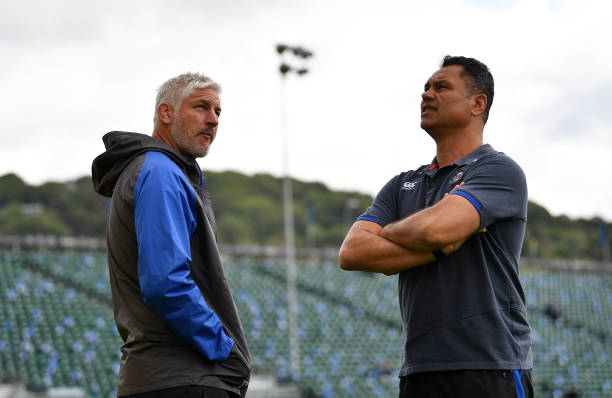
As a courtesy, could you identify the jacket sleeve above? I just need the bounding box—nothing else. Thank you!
[133,152,233,361]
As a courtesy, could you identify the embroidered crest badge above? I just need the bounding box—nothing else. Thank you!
[449,171,464,184]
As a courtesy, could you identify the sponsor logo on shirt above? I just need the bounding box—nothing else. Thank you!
[449,171,464,183]
[401,181,419,191]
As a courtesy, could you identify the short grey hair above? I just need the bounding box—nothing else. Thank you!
[153,72,221,124]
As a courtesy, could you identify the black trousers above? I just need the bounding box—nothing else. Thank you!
[399,369,533,398]
[122,385,238,398]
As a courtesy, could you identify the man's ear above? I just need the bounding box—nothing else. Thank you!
[471,93,487,118]
[157,102,174,124]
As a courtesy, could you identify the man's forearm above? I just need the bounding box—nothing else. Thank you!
[381,213,440,252]
[381,193,481,251]
[339,222,435,275]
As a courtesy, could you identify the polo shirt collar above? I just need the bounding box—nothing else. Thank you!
[427,144,495,173]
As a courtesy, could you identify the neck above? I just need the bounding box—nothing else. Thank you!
[152,126,181,153]
[433,130,483,168]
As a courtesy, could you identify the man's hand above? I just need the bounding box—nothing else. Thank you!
[440,234,469,255]
[448,181,465,194]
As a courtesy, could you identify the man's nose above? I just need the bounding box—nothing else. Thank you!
[421,89,433,101]
[206,111,218,127]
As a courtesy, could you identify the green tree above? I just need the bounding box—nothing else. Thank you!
[0,173,31,205]
[0,171,609,261]
[0,202,71,235]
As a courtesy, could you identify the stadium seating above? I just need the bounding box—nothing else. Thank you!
[0,251,121,398]
[521,271,612,397]
[1,250,611,397]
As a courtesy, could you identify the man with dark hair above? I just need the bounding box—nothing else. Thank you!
[339,56,533,397]
[440,55,495,124]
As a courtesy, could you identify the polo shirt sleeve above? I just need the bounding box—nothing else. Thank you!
[451,155,527,230]
[357,174,400,227]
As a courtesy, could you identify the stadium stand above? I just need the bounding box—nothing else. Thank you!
[1,250,611,397]
[0,251,120,398]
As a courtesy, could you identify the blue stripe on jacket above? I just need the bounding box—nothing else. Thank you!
[133,151,233,361]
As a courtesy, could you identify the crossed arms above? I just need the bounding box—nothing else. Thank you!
[339,186,481,275]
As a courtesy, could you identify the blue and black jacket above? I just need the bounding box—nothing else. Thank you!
[92,131,251,396]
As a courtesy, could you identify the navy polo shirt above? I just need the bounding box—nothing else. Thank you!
[359,144,532,376]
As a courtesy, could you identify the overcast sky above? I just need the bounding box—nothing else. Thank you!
[1,0,610,221]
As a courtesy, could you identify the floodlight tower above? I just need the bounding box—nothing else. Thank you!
[276,43,313,379]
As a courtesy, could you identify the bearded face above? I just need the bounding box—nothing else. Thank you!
[169,113,212,158]
[168,87,220,159]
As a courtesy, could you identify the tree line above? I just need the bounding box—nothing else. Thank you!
[0,172,609,261]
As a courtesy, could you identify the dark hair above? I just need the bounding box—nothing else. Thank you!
[441,55,494,124]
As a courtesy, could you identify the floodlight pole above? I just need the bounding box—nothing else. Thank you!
[280,73,300,379]
[277,44,312,379]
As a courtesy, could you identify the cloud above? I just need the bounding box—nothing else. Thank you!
[525,84,612,140]
[0,0,611,220]
[0,1,109,45]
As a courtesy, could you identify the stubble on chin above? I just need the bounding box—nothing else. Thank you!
[194,146,209,158]
[170,118,210,159]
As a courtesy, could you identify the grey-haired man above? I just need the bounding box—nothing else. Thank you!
[92,73,251,398]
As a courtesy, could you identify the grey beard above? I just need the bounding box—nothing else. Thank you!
[193,147,209,159]
[170,119,210,159]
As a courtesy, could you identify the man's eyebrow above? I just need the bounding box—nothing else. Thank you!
[425,78,451,89]
[194,98,221,109]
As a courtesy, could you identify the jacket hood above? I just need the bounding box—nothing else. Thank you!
[91,131,199,197]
